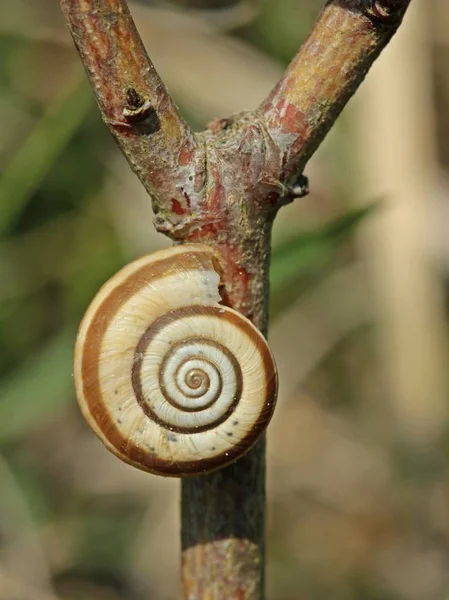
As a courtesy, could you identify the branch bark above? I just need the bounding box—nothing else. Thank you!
[59,0,197,214]
[60,0,412,598]
[259,0,411,182]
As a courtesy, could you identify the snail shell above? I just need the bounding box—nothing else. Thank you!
[74,244,278,477]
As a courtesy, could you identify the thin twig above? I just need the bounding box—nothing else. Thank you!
[259,0,412,183]
[60,0,197,213]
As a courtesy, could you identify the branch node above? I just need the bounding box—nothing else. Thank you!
[123,87,153,123]
[281,173,310,205]
[290,173,310,199]
[361,0,403,25]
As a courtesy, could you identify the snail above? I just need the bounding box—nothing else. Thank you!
[73,244,278,477]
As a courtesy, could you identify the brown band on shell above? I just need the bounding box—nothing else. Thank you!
[78,247,278,476]
[132,318,242,430]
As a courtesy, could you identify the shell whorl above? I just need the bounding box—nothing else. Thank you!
[74,244,278,477]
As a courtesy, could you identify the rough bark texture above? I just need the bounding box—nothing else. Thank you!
[59,0,412,598]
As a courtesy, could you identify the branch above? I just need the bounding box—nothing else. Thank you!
[60,0,197,214]
[259,0,412,183]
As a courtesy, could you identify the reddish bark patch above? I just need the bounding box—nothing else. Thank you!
[212,244,254,318]
[237,267,250,288]
[208,164,226,215]
[178,144,195,166]
[280,102,308,135]
[171,198,185,215]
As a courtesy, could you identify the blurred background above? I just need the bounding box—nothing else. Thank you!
[1,0,449,598]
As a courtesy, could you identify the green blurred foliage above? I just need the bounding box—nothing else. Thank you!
[252,0,318,62]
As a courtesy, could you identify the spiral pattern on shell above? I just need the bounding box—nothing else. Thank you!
[74,244,278,476]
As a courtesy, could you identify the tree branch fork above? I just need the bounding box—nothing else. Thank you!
[59,0,412,597]
[60,0,411,320]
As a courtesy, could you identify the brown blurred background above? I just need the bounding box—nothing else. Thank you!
[1,0,449,598]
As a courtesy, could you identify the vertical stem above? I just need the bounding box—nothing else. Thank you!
[181,223,272,599]
[182,438,266,599]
